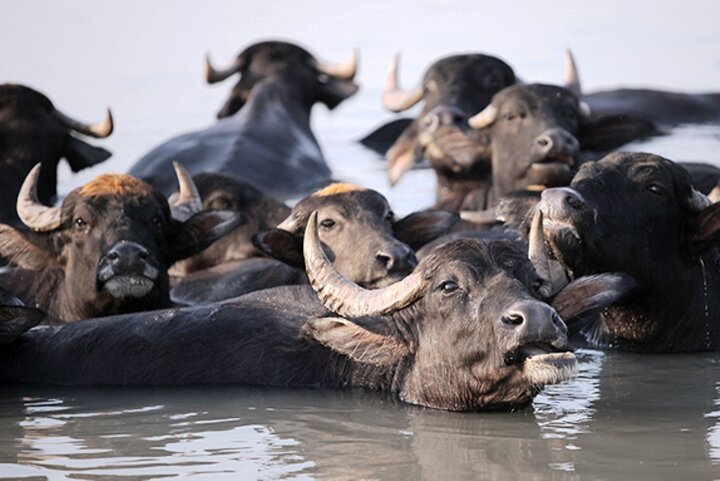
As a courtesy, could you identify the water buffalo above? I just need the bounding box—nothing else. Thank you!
[0,163,242,322]
[129,41,359,200]
[360,53,517,210]
[0,84,113,223]
[171,182,459,304]
[537,152,720,351]
[0,213,632,412]
[169,172,291,276]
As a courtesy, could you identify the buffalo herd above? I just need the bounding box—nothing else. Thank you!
[1,40,720,412]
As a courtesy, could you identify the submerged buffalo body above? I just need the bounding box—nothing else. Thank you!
[130,41,359,200]
[0,84,113,223]
[0,164,240,322]
[537,152,720,351]
[0,215,631,411]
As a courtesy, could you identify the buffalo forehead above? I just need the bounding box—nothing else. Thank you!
[311,182,366,197]
[78,174,155,198]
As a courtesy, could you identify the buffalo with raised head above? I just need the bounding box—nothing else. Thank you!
[0,163,241,322]
[0,214,632,411]
[171,182,459,304]
[0,84,113,223]
[129,41,359,200]
[536,152,720,351]
[361,53,516,210]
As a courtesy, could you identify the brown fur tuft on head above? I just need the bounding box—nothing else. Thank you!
[311,182,365,198]
[78,174,154,198]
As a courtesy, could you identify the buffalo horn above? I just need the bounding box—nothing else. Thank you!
[528,209,555,297]
[315,49,359,80]
[564,49,582,97]
[169,162,203,222]
[205,52,242,84]
[382,53,424,113]
[468,104,498,129]
[53,107,113,138]
[16,164,62,232]
[687,188,712,212]
[304,211,424,317]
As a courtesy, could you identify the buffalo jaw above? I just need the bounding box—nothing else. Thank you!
[522,350,577,387]
[102,276,156,299]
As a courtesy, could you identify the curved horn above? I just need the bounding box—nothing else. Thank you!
[304,211,424,317]
[16,164,62,232]
[528,209,555,298]
[382,53,424,113]
[169,162,203,222]
[205,52,242,84]
[459,208,497,225]
[53,107,113,138]
[579,101,592,118]
[468,104,498,129]
[687,188,711,212]
[564,49,582,97]
[315,49,359,80]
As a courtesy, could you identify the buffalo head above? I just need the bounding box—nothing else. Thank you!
[0,84,113,218]
[302,210,632,410]
[205,41,359,119]
[253,183,458,288]
[0,163,242,322]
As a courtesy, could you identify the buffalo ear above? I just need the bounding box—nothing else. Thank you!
[304,316,409,367]
[252,229,304,268]
[359,118,414,154]
[168,210,245,262]
[63,135,112,172]
[687,202,720,253]
[393,210,460,250]
[0,225,55,270]
[578,114,658,152]
[387,123,424,186]
[551,273,635,321]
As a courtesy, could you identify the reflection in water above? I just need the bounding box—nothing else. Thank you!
[706,379,720,463]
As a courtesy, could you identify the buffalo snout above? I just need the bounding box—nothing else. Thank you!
[501,300,570,364]
[531,128,579,163]
[540,187,586,219]
[98,241,160,298]
[375,242,417,274]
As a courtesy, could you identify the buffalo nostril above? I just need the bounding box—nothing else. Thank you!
[502,313,525,326]
[535,137,550,148]
[107,251,119,262]
[376,253,393,269]
[138,249,149,260]
[565,193,584,210]
[552,313,567,332]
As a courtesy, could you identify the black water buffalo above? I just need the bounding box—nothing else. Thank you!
[537,152,720,351]
[169,172,290,276]
[129,41,359,200]
[0,213,632,412]
[0,163,241,322]
[360,53,516,210]
[171,182,459,304]
[0,84,113,223]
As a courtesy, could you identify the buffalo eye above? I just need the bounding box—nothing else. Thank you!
[438,280,459,294]
[647,183,666,196]
[385,211,395,223]
[531,278,545,295]
[74,217,87,231]
[318,73,330,84]
[565,108,577,121]
[503,111,525,122]
[320,218,336,229]
[151,214,164,227]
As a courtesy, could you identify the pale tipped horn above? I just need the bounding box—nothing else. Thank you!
[528,209,554,298]
[304,211,424,317]
[53,107,114,138]
[564,49,582,97]
[205,52,242,84]
[315,49,359,80]
[382,53,424,113]
[16,164,62,232]
[687,187,712,212]
[459,208,497,224]
[169,162,203,221]
[468,104,498,129]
